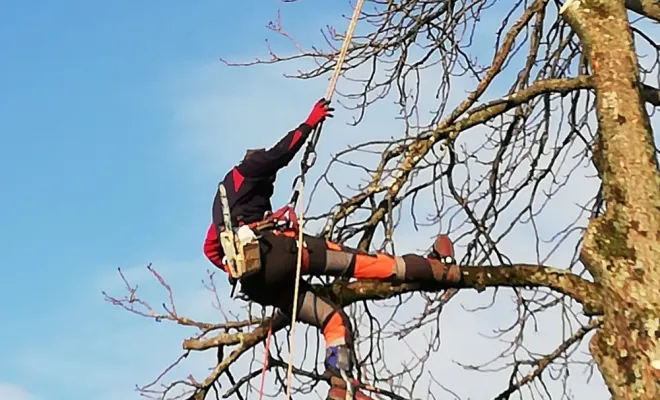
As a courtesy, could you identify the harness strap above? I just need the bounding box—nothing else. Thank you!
[242,204,300,233]
[223,204,299,298]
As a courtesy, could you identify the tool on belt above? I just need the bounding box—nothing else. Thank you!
[217,183,263,297]
[216,183,300,297]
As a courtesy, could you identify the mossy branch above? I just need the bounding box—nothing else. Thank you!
[184,263,602,353]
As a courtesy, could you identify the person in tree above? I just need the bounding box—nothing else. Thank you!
[202,98,462,397]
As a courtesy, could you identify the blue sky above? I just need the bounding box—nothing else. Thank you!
[0,1,347,399]
[1,1,658,400]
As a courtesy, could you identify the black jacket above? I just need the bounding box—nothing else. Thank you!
[211,122,313,233]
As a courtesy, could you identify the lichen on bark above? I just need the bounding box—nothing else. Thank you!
[561,0,660,398]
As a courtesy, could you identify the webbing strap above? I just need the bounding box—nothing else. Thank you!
[246,205,299,233]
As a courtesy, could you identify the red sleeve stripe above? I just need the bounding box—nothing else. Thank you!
[288,129,303,150]
[203,223,226,271]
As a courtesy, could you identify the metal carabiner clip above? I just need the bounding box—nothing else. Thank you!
[304,149,317,170]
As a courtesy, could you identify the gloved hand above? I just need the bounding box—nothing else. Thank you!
[304,98,334,128]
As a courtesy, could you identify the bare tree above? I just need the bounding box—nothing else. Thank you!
[104,1,660,399]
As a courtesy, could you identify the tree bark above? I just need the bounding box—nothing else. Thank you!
[561,1,660,399]
[625,0,660,22]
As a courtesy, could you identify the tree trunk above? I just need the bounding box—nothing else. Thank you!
[561,1,660,399]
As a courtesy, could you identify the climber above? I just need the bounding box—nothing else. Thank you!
[201,98,462,390]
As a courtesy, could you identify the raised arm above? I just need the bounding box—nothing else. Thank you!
[237,99,334,178]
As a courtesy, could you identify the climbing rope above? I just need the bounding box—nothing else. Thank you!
[257,318,273,400]
[284,1,365,399]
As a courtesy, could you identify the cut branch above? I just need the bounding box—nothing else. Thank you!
[625,0,660,22]
[643,83,660,107]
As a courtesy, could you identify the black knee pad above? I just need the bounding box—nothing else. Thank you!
[403,254,434,281]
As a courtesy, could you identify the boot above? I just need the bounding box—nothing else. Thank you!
[428,234,462,284]
[324,345,374,400]
[326,374,375,400]
[327,383,374,400]
[324,344,353,378]
[430,234,455,263]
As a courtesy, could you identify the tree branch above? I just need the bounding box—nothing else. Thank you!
[625,0,660,22]
[493,318,603,400]
[643,83,660,107]
[179,261,602,398]
[323,264,603,316]
[322,76,593,245]
[184,263,602,352]
[562,1,660,397]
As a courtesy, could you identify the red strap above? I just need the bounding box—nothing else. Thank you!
[244,204,299,232]
[264,204,299,231]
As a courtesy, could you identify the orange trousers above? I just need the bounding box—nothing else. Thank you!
[239,229,437,348]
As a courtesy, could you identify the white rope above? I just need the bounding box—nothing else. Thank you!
[284,1,365,398]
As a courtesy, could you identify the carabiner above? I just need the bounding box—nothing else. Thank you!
[304,150,317,170]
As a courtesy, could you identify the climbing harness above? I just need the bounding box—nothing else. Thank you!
[284,1,366,400]
[247,203,299,233]
[217,181,299,298]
